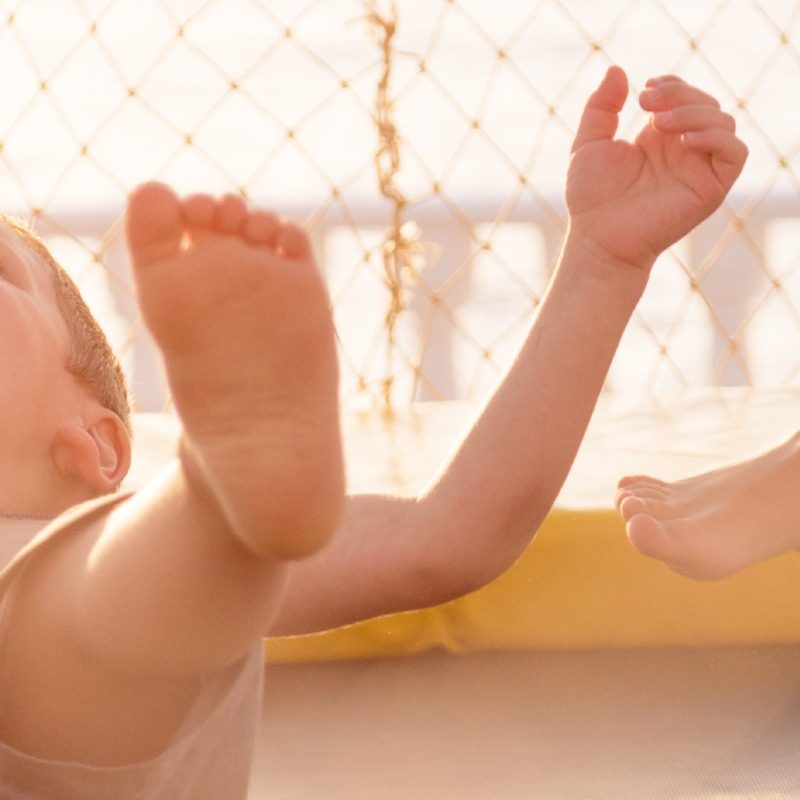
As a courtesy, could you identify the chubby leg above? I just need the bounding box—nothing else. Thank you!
[126,182,344,560]
[616,433,800,579]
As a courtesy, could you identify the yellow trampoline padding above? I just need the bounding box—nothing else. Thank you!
[129,391,800,664]
[265,507,800,663]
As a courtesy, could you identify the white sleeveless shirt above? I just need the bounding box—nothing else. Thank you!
[0,493,264,799]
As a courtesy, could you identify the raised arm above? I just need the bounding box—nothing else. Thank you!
[270,68,747,637]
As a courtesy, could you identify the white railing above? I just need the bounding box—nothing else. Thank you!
[34,186,800,411]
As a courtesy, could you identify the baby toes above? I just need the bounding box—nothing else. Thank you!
[182,193,216,229]
[127,182,184,269]
[244,210,280,246]
[276,222,312,259]
[626,513,677,562]
[215,194,249,235]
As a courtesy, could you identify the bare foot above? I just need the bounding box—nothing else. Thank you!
[615,434,800,579]
[126,182,344,559]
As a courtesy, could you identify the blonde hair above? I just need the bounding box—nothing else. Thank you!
[1,216,132,435]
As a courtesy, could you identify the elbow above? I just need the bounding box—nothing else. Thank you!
[419,492,551,601]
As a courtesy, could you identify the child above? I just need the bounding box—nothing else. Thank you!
[0,66,746,798]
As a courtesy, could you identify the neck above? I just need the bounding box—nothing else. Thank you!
[0,452,93,521]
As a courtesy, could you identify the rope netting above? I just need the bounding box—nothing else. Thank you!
[0,0,798,411]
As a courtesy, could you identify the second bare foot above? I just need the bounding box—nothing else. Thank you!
[616,434,800,579]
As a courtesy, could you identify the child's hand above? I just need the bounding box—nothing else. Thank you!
[566,67,748,270]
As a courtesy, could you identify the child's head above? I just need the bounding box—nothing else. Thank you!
[0,216,132,515]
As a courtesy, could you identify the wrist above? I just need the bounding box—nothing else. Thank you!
[556,231,653,301]
[563,221,658,276]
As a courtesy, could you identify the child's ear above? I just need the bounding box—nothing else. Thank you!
[52,413,132,493]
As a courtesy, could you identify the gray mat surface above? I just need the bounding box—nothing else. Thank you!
[249,645,800,799]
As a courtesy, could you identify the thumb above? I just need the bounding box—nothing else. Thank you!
[571,65,628,153]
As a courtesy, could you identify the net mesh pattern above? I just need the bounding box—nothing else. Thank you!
[1,0,798,410]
